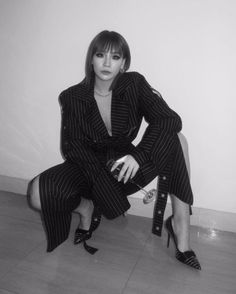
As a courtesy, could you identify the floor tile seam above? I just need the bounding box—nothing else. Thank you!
[121,232,151,294]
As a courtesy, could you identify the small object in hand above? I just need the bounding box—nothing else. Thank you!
[106,159,124,180]
[142,188,157,204]
[106,159,157,204]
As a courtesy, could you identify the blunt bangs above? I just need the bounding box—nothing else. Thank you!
[85,30,131,87]
[94,36,124,56]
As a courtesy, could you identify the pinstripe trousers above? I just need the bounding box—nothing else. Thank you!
[38,155,159,252]
[37,133,192,252]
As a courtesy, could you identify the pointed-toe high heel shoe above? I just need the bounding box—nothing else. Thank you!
[165,215,201,270]
[74,206,102,255]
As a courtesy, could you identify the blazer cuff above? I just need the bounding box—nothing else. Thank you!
[131,148,150,166]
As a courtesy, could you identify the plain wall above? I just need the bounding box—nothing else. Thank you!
[0,0,235,213]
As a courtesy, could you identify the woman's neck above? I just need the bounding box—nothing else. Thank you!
[94,78,112,95]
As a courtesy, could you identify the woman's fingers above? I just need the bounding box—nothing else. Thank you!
[123,166,134,183]
[117,162,128,182]
[119,156,140,183]
[110,156,126,172]
[131,165,138,179]
[119,163,132,183]
[109,155,139,183]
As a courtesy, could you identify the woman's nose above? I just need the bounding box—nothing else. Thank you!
[103,55,111,67]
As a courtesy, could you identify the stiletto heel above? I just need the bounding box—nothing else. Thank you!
[165,215,201,270]
[74,206,102,255]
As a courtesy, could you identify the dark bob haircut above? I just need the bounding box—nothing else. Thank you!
[85,30,131,87]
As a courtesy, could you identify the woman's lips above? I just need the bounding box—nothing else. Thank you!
[101,70,111,75]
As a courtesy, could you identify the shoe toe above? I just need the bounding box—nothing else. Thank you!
[176,250,201,270]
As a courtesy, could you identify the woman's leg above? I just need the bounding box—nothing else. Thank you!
[27,176,41,211]
[73,198,94,230]
[27,174,94,231]
[178,132,190,177]
[27,162,96,251]
[169,133,191,252]
[170,195,190,251]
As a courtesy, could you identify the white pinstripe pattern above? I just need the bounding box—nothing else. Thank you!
[33,72,193,252]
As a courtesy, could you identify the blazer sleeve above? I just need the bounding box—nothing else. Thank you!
[131,74,182,170]
[59,92,102,179]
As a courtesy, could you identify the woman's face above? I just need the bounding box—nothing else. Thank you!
[92,49,125,83]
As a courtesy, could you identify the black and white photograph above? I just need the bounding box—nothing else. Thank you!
[0,1,235,293]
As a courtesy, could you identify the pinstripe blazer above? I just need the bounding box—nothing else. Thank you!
[59,71,193,235]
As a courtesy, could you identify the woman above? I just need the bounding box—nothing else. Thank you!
[28,30,201,269]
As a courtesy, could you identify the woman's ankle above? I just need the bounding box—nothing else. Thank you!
[74,198,93,213]
[172,215,190,252]
[76,198,94,230]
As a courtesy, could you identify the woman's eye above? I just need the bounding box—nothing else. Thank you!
[112,55,121,60]
[95,53,104,58]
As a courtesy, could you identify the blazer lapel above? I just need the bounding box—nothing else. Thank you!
[111,74,134,137]
[83,74,132,138]
[85,94,109,138]
[111,92,129,137]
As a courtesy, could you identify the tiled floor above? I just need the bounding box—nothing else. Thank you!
[0,190,236,294]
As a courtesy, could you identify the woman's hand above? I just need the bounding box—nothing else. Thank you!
[111,155,140,184]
